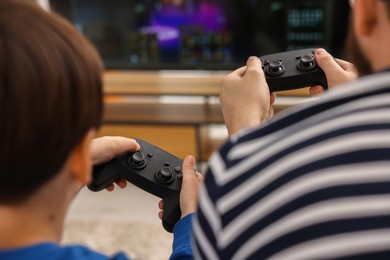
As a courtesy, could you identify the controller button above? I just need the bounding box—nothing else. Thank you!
[156,167,174,184]
[128,152,146,169]
[176,174,183,181]
[266,60,285,76]
[147,153,153,158]
[164,162,170,166]
[297,54,316,71]
[174,166,182,172]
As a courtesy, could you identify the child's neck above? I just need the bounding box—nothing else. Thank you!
[0,169,76,249]
[0,202,63,249]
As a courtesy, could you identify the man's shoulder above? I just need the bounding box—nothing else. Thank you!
[209,70,390,187]
[239,71,390,143]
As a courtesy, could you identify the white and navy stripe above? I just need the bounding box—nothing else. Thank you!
[193,71,390,259]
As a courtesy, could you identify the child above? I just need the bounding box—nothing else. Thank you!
[0,1,201,259]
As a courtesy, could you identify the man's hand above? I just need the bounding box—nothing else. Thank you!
[90,136,140,191]
[219,56,275,136]
[158,155,204,220]
[310,48,358,95]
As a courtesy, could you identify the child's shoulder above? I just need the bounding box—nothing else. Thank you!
[0,243,129,260]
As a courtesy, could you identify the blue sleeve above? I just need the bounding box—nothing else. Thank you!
[169,213,194,260]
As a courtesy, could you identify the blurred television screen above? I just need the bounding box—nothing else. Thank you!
[51,0,350,70]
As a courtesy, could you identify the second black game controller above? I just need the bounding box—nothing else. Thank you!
[260,48,328,92]
[87,138,183,233]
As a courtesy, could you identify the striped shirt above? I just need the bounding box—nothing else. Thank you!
[192,71,390,259]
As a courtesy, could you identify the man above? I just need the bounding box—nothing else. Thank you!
[0,1,201,259]
[193,0,390,259]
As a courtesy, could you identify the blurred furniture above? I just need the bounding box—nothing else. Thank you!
[99,71,310,161]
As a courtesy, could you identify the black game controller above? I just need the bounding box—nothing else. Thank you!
[260,48,328,92]
[87,138,183,233]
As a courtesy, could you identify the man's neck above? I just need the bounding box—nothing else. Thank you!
[366,4,390,72]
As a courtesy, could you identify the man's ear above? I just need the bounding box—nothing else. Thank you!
[354,0,379,35]
[68,130,96,185]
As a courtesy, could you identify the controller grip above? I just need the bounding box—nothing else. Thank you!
[162,193,182,233]
[88,160,124,191]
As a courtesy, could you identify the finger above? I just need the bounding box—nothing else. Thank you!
[336,59,353,70]
[113,179,127,189]
[158,200,164,210]
[220,66,247,92]
[158,210,163,220]
[92,136,141,166]
[195,172,204,183]
[334,58,354,71]
[266,106,274,120]
[109,137,141,157]
[182,155,198,183]
[246,56,262,68]
[270,92,276,106]
[234,65,248,77]
[180,155,200,218]
[315,48,345,76]
[105,184,115,192]
[309,85,325,96]
[224,66,247,82]
[105,179,127,192]
[244,56,262,78]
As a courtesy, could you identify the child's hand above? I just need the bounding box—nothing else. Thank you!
[90,136,140,191]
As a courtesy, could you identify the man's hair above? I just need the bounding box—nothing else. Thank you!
[0,0,103,203]
[386,1,390,18]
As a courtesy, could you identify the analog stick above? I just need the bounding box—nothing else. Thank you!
[156,167,174,184]
[297,54,316,71]
[266,60,285,76]
[129,152,146,169]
